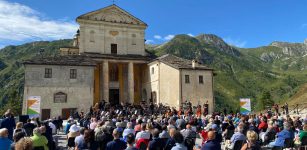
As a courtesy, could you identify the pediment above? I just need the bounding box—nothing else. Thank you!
[77,5,147,26]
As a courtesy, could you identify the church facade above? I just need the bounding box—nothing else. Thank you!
[22,5,214,119]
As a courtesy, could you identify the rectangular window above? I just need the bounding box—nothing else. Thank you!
[111,44,117,54]
[185,75,190,83]
[44,68,52,78]
[199,75,204,84]
[70,69,77,79]
[151,67,154,74]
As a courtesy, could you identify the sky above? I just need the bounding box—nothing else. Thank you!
[1,0,307,49]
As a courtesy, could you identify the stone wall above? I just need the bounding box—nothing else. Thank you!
[22,64,94,118]
[78,23,146,55]
[180,69,214,113]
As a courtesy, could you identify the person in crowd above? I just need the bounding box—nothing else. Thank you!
[0,128,12,150]
[268,122,295,148]
[211,124,222,143]
[181,124,196,150]
[165,128,177,150]
[148,128,164,150]
[0,112,16,140]
[241,130,261,150]
[171,131,187,150]
[201,131,221,150]
[67,124,80,148]
[123,122,135,140]
[90,118,98,130]
[23,119,36,136]
[13,122,26,136]
[258,117,268,132]
[225,124,246,149]
[11,130,26,149]
[135,123,151,141]
[30,127,48,150]
[48,119,57,135]
[106,128,127,150]
[74,127,85,150]
[299,124,307,143]
[14,137,33,150]
[125,133,138,150]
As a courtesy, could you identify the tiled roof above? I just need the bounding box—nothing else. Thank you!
[155,54,212,70]
[23,55,97,66]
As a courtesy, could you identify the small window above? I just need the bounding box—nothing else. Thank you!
[44,68,52,78]
[70,69,77,79]
[54,92,67,103]
[111,44,117,54]
[132,34,136,45]
[90,30,95,42]
[199,75,204,84]
[185,75,190,83]
[151,67,154,74]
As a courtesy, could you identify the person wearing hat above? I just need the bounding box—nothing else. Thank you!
[68,124,80,138]
[211,124,222,143]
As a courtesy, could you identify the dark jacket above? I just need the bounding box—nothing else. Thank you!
[201,140,221,150]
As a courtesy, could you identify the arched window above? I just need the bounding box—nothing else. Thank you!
[89,30,95,42]
[151,67,154,74]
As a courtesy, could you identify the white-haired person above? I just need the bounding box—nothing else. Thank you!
[123,122,135,141]
[268,122,295,148]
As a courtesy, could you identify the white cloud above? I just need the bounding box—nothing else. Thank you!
[187,33,194,37]
[301,23,307,29]
[0,0,78,43]
[154,35,162,39]
[145,39,154,44]
[223,37,247,48]
[164,34,175,40]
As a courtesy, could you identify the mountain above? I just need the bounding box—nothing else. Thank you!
[0,40,73,115]
[0,35,306,114]
[152,34,306,111]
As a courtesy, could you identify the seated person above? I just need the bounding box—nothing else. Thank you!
[268,122,294,148]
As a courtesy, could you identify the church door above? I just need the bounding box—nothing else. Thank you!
[41,109,50,120]
[109,89,119,106]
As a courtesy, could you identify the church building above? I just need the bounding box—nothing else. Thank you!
[22,5,214,119]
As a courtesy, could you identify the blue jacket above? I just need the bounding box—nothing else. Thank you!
[201,140,221,150]
[274,129,294,147]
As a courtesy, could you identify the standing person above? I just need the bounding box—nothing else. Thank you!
[106,129,127,150]
[203,101,209,116]
[0,112,16,140]
[284,103,289,115]
[0,128,12,150]
[23,119,36,136]
[201,131,221,150]
[14,137,33,150]
[274,104,279,114]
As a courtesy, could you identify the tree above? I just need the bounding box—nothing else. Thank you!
[257,90,274,110]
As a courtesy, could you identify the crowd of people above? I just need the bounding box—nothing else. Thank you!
[0,101,307,150]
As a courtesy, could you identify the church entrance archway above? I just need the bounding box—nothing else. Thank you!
[109,89,119,106]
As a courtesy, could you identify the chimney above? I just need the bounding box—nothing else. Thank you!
[192,60,196,69]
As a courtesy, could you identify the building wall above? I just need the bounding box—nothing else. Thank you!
[180,69,214,113]
[159,63,180,108]
[22,65,94,118]
[79,23,145,55]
